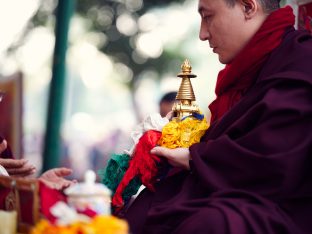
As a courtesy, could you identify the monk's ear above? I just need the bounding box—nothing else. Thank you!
[240,0,259,19]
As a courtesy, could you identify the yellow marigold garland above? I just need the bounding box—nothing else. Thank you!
[158,116,209,148]
[31,215,129,234]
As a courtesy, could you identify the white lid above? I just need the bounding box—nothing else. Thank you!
[64,170,111,197]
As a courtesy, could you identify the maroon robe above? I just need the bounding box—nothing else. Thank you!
[0,136,13,159]
[122,28,312,234]
[0,136,14,209]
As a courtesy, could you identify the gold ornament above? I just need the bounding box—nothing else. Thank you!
[172,59,200,120]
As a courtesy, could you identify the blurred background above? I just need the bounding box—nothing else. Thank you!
[0,0,309,180]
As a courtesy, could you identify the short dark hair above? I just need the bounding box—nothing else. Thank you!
[159,91,177,104]
[224,0,281,13]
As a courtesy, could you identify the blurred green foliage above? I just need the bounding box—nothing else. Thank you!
[32,0,189,90]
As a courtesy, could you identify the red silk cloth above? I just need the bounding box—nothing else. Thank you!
[209,6,295,123]
[39,182,67,223]
[112,130,162,208]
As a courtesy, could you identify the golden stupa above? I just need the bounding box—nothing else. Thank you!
[172,59,200,119]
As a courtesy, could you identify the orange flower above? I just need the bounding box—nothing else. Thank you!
[31,215,129,234]
[158,117,209,149]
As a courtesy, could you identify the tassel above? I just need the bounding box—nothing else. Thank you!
[112,130,162,208]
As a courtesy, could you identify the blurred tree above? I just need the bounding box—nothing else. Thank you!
[75,0,186,69]
[29,0,190,120]
[75,0,188,120]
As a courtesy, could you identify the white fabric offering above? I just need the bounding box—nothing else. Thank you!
[124,113,169,156]
[0,165,9,176]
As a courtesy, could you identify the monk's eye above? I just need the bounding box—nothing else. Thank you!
[202,14,212,22]
[199,10,213,23]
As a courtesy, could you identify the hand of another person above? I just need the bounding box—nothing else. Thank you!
[39,167,77,190]
[150,146,191,170]
[0,158,36,176]
[0,139,36,176]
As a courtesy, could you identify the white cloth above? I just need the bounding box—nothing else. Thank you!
[124,113,169,156]
[0,165,9,176]
[50,201,91,226]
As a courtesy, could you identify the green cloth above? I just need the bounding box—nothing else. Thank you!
[98,153,142,203]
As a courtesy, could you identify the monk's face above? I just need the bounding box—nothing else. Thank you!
[198,0,259,64]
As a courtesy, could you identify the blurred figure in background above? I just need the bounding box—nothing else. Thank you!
[90,91,178,182]
[159,91,177,118]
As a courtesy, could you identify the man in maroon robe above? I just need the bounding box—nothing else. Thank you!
[121,0,312,233]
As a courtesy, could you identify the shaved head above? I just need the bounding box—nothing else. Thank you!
[224,0,280,13]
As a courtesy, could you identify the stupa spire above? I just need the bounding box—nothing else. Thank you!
[172,59,200,119]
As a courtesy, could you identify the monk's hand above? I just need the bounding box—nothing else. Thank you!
[150,146,191,170]
[39,167,77,190]
[0,158,36,177]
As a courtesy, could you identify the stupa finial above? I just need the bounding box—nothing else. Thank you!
[172,59,200,119]
[181,59,192,74]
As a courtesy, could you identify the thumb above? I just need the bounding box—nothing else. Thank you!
[150,146,171,158]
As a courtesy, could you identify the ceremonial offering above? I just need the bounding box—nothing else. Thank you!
[31,171,129,234]
[64,170,111,215]
[99,59,209,209]
[158,59,208,148]
[172,59,200,119]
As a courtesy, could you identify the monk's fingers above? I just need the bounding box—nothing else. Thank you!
[7,167,36,176]
[20,168,36,177]
[53,167,73,177]
[54,180,73,190]
[0,158,27,168]
[40,178,75,190]
[151,147,189,159]
[59,179,75,189]
[151,147,191,170]
[41,167,73,180]
[7,164,36,176]
[150,146,173,159]
[0,158,36,176]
